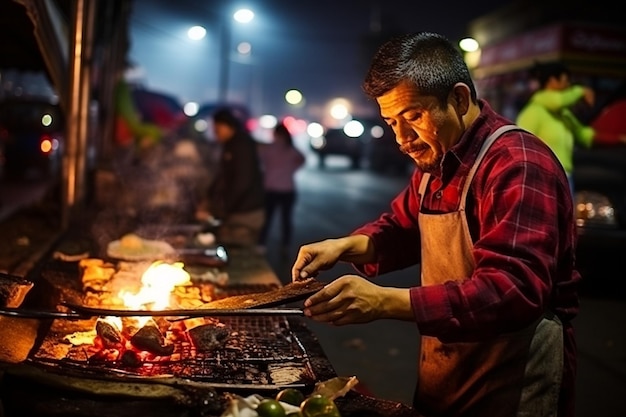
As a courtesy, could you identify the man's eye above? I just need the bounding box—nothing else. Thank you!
[406,113,421,122]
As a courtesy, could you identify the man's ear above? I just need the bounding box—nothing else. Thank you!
[451,83,471,115]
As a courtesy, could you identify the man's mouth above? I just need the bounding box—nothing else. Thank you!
[399,141,429,156]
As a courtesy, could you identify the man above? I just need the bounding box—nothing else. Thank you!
[292,32,579,417]
[516,61,595,195]
[195,107,265,246]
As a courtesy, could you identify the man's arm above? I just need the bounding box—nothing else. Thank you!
[292,234,375,280]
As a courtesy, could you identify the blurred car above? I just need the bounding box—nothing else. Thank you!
[309,117,412,173]
[309,122,365,169]
[573,88,626,280]
[363,118,413,175]
[0,97,64,180]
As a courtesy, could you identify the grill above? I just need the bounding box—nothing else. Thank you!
[0,220,420,417]
[31,303,321,388]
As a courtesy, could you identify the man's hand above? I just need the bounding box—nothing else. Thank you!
[291,239,344,281]
[302,275,412,325]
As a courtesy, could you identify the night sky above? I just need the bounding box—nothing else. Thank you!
[128,0,506,122]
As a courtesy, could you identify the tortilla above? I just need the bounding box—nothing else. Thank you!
[200,278,325,310]
[106,233,176,261]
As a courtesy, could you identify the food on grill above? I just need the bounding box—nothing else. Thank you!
[130,323,174,356]
[107,233,176,261]
[52,238,92,262]
[187,322,230,351]
[201,278,325,310]
[79,258,116,292]
[120,233,144,249]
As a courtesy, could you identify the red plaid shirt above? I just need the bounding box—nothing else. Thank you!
[352,100,579,417]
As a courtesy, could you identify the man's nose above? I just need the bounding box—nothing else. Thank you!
[395,122,416,144]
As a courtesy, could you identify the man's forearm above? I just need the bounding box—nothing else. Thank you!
[336,234,376,264]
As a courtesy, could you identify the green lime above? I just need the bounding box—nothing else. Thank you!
[256,398,287,417]
[276,388,306,406]
[286,412,304,417]
[300,394,341,417]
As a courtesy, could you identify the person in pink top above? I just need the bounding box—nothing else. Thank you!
[257,122,306,255]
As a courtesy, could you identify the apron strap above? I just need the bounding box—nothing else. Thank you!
[459,125,522,210]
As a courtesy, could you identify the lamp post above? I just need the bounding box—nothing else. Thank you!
[218,7,254,103]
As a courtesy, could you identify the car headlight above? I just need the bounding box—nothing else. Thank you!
[575,190,617,228]
[310,136,326,150]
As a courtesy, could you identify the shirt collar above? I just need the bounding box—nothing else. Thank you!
[439,99,497,182]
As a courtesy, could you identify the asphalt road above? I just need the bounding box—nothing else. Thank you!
[263,155,626,417]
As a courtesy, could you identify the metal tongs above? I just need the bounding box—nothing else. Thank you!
[0,303,304,320]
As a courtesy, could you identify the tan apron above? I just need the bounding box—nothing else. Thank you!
[414,125,563,417]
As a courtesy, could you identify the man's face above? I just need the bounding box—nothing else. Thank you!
[376,81,465,172]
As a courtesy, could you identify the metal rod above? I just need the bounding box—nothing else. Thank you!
[0,308,85,319]
[62,303,304,317]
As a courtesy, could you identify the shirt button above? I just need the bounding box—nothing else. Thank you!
[435,190,443,199]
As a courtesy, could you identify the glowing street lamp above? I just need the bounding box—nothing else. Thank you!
[187,26,206,41]
[285,89,304,107]
[219,7,254,102]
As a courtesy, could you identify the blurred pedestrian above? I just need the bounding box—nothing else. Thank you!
[292,32,579,417]
[516,61,595,195]
[195,107,265,247]
[257,122,306,255]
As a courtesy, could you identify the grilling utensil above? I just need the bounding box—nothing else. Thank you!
[0,305,304,319]
[0,277,325,320]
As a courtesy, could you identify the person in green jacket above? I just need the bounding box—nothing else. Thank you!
[516,61,595,195]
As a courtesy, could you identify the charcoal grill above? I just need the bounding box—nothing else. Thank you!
[31,314,322,387]
[0,223,420,417]
[0,245,337,416]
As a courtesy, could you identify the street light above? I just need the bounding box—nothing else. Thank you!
[218,7,254,103]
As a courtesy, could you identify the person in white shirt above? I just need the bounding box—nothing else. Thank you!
[257,122,306,255]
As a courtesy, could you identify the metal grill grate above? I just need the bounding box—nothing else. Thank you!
[27,274,320,388]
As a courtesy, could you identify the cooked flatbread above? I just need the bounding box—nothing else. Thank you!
[200,278,325,310]
[107,233,176,261]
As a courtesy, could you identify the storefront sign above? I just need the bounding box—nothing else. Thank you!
[478,23,626,69]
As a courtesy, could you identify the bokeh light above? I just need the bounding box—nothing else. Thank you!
[233,8,254,24]
[187,25,206,41]
[285,89,303,106]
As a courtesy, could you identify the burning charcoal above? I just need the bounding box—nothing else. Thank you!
[89,349,120,364]
[130,324,175,356]
[187,324,230,352]
[95,320,122,348]
[120,350,143,368]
